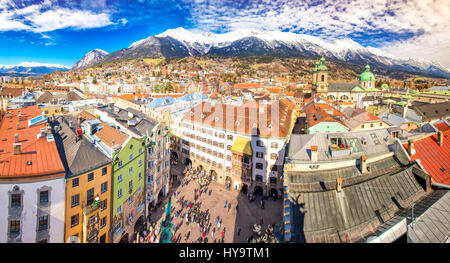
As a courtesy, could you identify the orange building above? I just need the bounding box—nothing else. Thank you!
[53,115,112,243]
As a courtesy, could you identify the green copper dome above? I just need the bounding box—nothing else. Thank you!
[381,83,389,89]
[317,64,328,71]
[359,64,375,82]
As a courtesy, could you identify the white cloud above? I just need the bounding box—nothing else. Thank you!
[182,0,450,67]
[0,0,124,33]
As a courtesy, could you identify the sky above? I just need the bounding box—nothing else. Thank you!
[0,0,449,68]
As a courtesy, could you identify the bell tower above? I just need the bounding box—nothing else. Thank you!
[312,56,328,93]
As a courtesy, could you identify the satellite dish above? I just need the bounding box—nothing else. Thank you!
[95,196,100,202]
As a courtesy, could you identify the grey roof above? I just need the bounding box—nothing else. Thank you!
[407,191,450,243]
[53,115,111,177]
[288,163,426,243]
[102,106,157,137]
[413,101,450,121]
[328,83,357,92]
[287,128,395,162]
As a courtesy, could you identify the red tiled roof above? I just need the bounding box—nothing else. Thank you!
[119,94,148,101]
[0,105,64,179]
[184,99,294,137]
[0,87,24,98]
[403,123,450,185]
[233,83,261,89]
[151,94,185,98]
[304,103,346,129]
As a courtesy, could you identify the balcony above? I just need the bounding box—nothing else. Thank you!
[232,160,251,169]
[83,200,100,216]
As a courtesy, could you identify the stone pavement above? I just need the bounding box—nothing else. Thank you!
[148,165,282,243]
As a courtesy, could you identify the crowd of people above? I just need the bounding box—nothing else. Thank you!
[184,166,211,188]
[132,163,280,243]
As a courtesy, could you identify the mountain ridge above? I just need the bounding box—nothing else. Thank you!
[72,27,450,78]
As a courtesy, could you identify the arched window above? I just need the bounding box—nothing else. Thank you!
[321,74,325,82]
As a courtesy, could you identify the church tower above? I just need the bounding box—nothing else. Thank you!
[312,56,328,93]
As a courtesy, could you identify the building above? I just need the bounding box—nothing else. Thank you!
[0,105,65,243]
[180,99,295,197]
[283,128,431,242]
[53,115,112,243]
[341,107,391,131]
[311,58,384,108]
[78,111,146,243]
[0,87,24,111]
[303,100,348,134]
[94,106,171,216]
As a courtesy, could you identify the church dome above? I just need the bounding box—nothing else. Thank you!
[360,65,375,82]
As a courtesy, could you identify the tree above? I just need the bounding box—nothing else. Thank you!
[92,77,97,84]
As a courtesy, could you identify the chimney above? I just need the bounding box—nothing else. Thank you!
[16,123,20,130]
[46,123,52,135]
[18,111,21,121]
[360,155,368,175]
[13,143,21,155]
[408,139,415,156]
[402,105,408,119]
[438,131,444,146]
[310,145,318,162]
[14,133,19,143]
[336,177,342,192]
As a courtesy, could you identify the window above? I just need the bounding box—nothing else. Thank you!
[227,145,231,150]
[256,152,264,158]
[38,216,48,231]
[139,172,142,180]
[101,182,107,193]
[100,217,107,228]
[118,161,123,168]
[102,167,107,176]
[379,123,383,126]
[271,142,278,149]
[118,174,123,182]
[256,140,263,147]
[270,153,277,160]
[87,188,94,205]
[11,194,21,208]
[129,180,133,192]
[9,220,20,234]
[227,135,233,140]
[71,214,79,227]
[128,195,133,205]
[71,194,79,207]
[256,163,264,170]
[72,178,79,187]
[139,160,142,167]
[361,124,365,128]
[129,166,133,174]
[321,74,324,82]
[88,173,94,182]
[117,205,122,215]
[139,148,143,155]
[129,154,133,161]
[255,175,263,182]
[118,189,122,199]
[370,124,374,128]
[101,199,107,211]
[269,177,277,184]
[39,191,48,204]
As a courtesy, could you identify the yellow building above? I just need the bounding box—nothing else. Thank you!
[53,115,113,243]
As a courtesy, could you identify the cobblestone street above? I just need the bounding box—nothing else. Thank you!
[148,163,283,243]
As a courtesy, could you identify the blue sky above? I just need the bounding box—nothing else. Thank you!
[1,0,449,68]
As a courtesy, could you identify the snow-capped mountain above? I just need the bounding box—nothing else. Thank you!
[72,49,109,70]
[76,27,450,78]
[0,62,70,76]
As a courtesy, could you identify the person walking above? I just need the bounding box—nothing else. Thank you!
[224,200,227,208]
